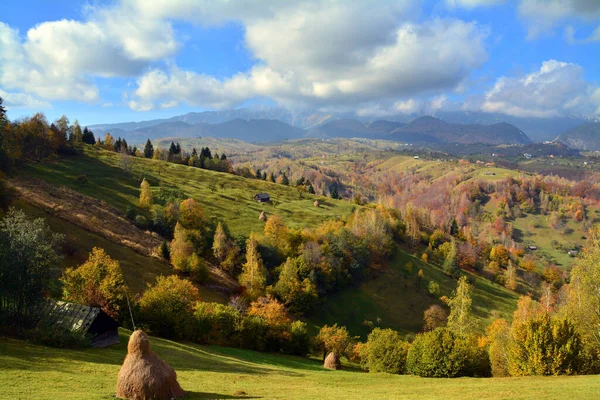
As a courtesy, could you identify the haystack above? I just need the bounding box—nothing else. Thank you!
[116,330,185,400]
[323,352,341,370]
[314,200,320,208]
[259,211,267,221]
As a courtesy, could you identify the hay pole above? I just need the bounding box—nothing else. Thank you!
[126,293,136,331]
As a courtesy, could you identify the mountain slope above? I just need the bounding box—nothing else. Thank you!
[389,116,532,145]
[556,122,600,150]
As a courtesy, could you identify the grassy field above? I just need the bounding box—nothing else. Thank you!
[308,251,519,338]
[19,146,357,237]
[1,330,599,400]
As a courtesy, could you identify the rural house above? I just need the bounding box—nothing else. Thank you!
[254,193,270,202]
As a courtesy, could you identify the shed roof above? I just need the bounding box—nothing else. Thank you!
[36,299,114,334]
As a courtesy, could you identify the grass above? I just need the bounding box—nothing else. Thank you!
[19,146,358,237]
[14,200,225,302]
[1,330,599,400]
[308,251,519,338]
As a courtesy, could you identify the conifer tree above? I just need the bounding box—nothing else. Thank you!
[144,139,154,158]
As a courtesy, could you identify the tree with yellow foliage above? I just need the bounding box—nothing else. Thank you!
[139,178,153,209]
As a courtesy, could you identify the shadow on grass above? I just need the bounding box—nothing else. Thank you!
[184,391,261,399]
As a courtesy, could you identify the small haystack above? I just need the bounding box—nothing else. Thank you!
[259,211,267,221]
[323,352,341,370]
[314,200,320,208]
[116,330,185,400]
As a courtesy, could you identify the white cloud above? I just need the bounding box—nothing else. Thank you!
[518,0,600,39]
[482,60,600,118]
[0,2,177,103]
[0,89,51,109]
[129,14,489,111]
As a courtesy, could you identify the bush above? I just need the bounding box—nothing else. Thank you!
[138,276,199,340]
[193,302,239,345]
[509,315,584,376]
[134,215,149,230]
[359,328,410,374]
[406,328,490,377]
[287,321,311,356]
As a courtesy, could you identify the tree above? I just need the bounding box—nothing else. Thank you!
[139,178,153,209]
[272,256,318,313]
[179,198,205,230]
[505,261,518,290]
[70,120,84,153]
[264,215,290,255]
[447,276,474,336]
[82,127,95,144]
[0,209,63,329]
[315,324,352,361]
[239,233,267,298]
[143,139,154,158]
[138,275,199,339]
[170,223,195,272]
[61,247,128,320]
[486,318,510,377]
[509,314,583,376]
[359,328,410,374]
[212,222,240,274]
[442,239,460,278]
[423,305,448,331]
[247,296,291,326]
[428,280,440,297]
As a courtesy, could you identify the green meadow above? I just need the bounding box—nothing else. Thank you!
[1,330,598,400]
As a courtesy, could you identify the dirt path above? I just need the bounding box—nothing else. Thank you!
[7,177,162,257]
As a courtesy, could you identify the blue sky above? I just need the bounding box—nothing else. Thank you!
[0,0,599,126]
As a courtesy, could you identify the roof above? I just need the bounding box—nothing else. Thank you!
[254,193,270,199]
[35,299,117,335]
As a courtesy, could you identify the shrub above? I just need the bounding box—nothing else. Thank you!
[359,328,410,374]
[423,305,448,331]
[287,321,311,356]
[134,215,149,230]
[509,315,584,376]
[193,302,239,345]
[138,276,199,340]
[314,324,353,360]
[406,328,490,377]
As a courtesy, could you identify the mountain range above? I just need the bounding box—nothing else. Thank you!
[89,107,596,143]
[89,114,534,146]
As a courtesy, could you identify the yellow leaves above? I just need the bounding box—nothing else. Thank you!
[139,178,153,209]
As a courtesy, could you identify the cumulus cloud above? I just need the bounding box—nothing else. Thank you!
[0,3,177,102]
[482,60,600,118]
[518,0,600,39]
[0,89,51,109]
[128,8,489,112]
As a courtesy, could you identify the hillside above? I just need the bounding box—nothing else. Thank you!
[556,122,600,151]
[18,147,357,237]
[2,331,599,400]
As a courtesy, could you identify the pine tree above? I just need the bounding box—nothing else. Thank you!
[239,233,267,298]
[262,172,267,180]
[82,127,95,144]
[139,178,153,209]
[144,139,154,158]
[256,169,262,179]
[281,173,290,186]
[447,276,474,336]
[307,181,315,194]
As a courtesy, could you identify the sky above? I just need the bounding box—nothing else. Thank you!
[0,0,599,126]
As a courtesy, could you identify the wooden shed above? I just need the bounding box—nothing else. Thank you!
[35,299,119,348]
[254,193,270,202]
